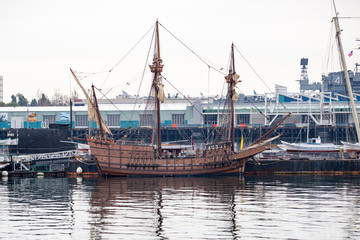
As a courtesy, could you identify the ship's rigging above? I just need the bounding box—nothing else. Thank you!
[71,20,286,150]
[70,20,284,176]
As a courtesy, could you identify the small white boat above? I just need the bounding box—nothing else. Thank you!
[340,141,360,153]
[279,137,340,152]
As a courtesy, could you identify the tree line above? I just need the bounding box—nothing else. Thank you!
[0,89,79,107]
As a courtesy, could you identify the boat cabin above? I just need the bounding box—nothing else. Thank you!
[307,136,321,144]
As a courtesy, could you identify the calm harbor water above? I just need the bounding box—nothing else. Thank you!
[0,175,359,240]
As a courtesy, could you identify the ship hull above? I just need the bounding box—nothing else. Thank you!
[87,138,266,177]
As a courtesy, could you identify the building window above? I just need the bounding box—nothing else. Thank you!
[140,114,153,127]
[204,114,217,125]
[107,114,120,127]
[335,113,348,124]
[237,114,250,125]
[75,115,88,127]
[43,115,56,128]
[172,114,184,125]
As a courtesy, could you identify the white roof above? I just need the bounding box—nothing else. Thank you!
[0,102,190,113]
[99,102,189,111]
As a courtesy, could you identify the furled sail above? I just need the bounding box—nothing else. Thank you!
[232,73,240,102]
[233,73,240,82]
[226,72,240,102]
[232,91,239,102]
[87,98,97,122]
[71,70,98,121]
[100,116,112,136]
[70,68,112,136]
[157,83,165,103]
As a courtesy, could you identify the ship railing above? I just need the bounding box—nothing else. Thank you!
[116,140,151,146]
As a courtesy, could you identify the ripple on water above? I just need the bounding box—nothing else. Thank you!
[0,176,359,239]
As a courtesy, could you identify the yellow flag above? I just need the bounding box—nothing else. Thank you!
[240,135,244,150]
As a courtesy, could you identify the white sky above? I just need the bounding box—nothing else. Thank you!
[0,0,360,102]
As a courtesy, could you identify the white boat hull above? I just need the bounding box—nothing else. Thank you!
[341,141,360,153]
[279,140,340,152]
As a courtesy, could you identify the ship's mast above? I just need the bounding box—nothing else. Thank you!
[91,85,105,139]
[70,68,112,139]
[333,0,360,143]
[226,43,236,152]
[149,20,164,157]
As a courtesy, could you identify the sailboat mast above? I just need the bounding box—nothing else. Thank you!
[91,85,105,139]
[70,98,73,139]
[230,44,235,152]
[150,20,164,157]
[332,1,360,143]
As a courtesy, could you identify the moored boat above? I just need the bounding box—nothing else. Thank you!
[279,137,340,153]
[72,21,284,177]
[341,141,360,153]
[245,3,360,174]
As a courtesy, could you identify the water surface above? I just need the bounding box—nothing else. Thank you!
[0,175,359,239]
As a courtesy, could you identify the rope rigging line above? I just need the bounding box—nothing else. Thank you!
[210,71,228,143]
[172,127,192,144]
[235,85,269,120]
[161,75,204,117]
[324,23,336,74]
[337,17,360,19]
[93,86,135,124]
[292,115,311,144]
[72,70,109,81]
[162,75,224,146]
[158,22,225,76]
[129,24,156,123]
[73,43,152,105]
[233,44,288,110]
[203,100,229,145]
[100,23,155,89]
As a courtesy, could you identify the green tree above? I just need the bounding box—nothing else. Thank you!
[10,95,18,106]
[16,93,28,106]
[37,93,51,106]
[10,95,16,104]
[30,99,37,106]
[36,89,51,106]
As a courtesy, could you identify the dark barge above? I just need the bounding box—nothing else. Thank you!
[245,158,360,175]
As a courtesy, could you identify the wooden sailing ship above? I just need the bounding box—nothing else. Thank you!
[71,21,284,177]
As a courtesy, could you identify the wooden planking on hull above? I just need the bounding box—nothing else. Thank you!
[88,138,266,176]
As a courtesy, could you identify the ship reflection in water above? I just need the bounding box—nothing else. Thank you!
[0,176,359,239]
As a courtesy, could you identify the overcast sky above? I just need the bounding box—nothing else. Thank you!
[1,0,360,102]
